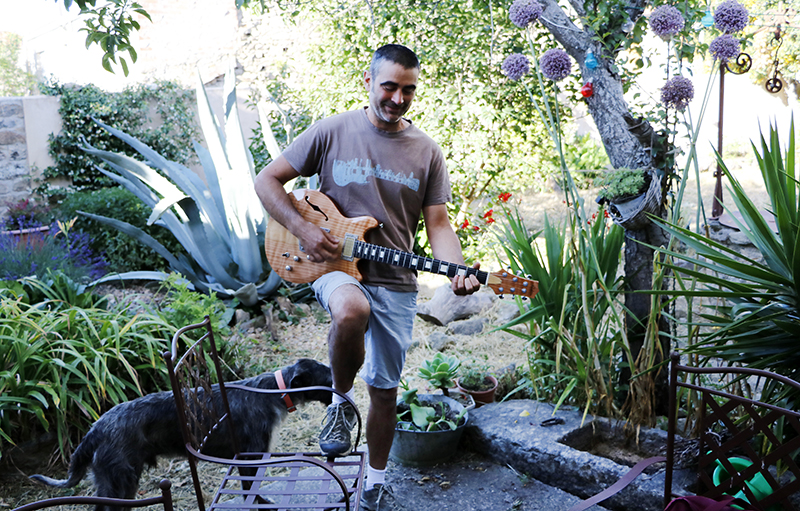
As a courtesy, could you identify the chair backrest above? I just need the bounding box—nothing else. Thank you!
[665,352,800,510]
[163,316,239,510]
[12,479,173,511]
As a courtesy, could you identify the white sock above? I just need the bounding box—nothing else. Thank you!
[332,387,355,406]
[365,465,386,489]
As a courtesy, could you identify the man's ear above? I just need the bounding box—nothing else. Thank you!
[363,70,371,91]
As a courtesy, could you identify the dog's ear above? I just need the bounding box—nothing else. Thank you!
[285,358,332,389]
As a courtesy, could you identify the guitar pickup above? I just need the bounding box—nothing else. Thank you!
[342,234,357,261]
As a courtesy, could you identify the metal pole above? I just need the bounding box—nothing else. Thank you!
[711,65,725,220]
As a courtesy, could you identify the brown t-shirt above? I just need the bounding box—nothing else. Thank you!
[281,107,451,291]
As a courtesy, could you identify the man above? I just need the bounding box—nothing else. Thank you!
[254,43,480,511]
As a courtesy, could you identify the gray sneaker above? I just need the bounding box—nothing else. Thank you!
[319,402,356,456]
[360,484,399,511]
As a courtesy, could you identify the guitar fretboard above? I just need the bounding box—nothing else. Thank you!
[352,240,488,284]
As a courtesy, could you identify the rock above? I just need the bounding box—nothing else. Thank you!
[234,309,251,325]
[447,317,487,336]
[416,285,496,326]
[495,301,521,324]
[426,331,456,352]
[728,230,752,246]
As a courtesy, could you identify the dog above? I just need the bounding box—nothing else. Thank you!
[30,358,333,505]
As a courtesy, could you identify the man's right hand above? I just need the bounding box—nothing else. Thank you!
[297,222,340,263]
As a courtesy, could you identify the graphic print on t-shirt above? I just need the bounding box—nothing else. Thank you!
[332,158,420,192]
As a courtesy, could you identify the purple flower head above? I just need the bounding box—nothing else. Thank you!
[709,34,741,63]
[649,5,685,40]
[660,76,694,111]
[714,0,749,33]
[502,53,531,81]
[539,48,572,82]
[509,0,543,28]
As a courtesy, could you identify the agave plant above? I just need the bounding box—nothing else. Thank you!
[649,119,799,379]
[81,68,281,306]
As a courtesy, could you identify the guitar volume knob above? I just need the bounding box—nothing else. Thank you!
[293,256,300,262]
[285,265,292,271]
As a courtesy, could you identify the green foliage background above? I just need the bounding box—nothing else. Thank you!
[0,32,35,96]
[39,80,197,194]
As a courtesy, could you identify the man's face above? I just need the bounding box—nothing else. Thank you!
[364,60,419,131]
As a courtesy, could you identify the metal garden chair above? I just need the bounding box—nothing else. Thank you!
[163,316,366,511]
[568,352,800,511]
[11,479,173,511]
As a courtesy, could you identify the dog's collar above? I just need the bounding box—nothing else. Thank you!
[274,370,297,413]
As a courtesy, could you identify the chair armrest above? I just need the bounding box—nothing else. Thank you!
[566,456,667,511]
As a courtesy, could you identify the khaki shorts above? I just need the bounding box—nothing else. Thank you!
[312,271,418,389]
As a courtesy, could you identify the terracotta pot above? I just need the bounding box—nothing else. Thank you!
[2,225,50,248]
[456,375,498,407]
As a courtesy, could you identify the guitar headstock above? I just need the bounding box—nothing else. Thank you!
[485,271,539,299]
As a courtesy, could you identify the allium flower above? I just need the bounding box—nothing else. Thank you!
[660,76,694,111]
[649,5,685,40]
[539,48,572,82]
[509,0,543,28]
[714,0,749,33]
[502,53,530,81]
[709,34,741,63]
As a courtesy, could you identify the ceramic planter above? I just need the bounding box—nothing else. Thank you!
[389,394,468,467]
[2,225,50,247]
[456,375,498,407]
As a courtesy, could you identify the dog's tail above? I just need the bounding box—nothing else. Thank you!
[30,428,98,488]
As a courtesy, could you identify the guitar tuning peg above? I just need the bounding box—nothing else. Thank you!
[499,294,505,299]
[521,297,527,301]
[526,274,532,279]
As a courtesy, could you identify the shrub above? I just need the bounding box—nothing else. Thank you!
[595,168,647,202]
[55,187,181,272]
[0,277,175,461]
[38,80,197,196]
[2,198,53,230]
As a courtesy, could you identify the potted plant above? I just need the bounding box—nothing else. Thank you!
[594,168,662,230]
[456,360,498,407]
[389,384,468,467]
[417,352,475,411]
[2,198,52,246]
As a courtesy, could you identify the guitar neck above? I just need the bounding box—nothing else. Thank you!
[352,240,488,284]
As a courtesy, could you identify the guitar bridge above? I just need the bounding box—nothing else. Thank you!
[342,234,357,261]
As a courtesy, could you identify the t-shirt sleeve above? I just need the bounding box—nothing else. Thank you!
[280,122,326,178]
[422,145,452,207]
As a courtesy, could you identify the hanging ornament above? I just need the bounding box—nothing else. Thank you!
[765,26,784,94]
[701,8,714,28]
[584,49,598,70]
[580,80,594,98]
[621,17,635,33]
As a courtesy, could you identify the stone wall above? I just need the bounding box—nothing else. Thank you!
[0,99,32,209]
[0,95,61,217]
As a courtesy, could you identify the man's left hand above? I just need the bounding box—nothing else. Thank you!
[452,262,481,296]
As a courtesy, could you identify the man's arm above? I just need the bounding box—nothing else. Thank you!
[254,156,340,262]
[422,204,480,296]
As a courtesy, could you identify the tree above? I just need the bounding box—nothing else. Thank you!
[0,32,35,96]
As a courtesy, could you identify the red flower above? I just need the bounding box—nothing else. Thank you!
[460,219,470,229]
[486,217,495,224]
[473,225,481,231]
[604,210,610,218]
[498,192,512,203]
[483,209,494,219]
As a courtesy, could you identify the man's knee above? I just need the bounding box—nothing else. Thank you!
[329,284,370,332]
[368,386,398,411]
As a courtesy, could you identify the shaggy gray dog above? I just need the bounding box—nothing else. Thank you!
[31,358,332,507]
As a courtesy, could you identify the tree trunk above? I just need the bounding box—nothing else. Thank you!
[538,0,672,415]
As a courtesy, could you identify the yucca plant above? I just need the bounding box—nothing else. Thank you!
[648,119,799,382]
[81,68,281,306]
[495,202,627,418]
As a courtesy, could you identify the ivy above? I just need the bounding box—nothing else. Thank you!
[38,80,198,197]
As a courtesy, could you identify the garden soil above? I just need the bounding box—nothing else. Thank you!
[0,156,769,510]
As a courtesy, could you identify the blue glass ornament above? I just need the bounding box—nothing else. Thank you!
[701,8,714,28]
[584,50,598,70]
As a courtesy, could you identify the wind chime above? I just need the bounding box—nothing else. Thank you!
[765,26,784,94]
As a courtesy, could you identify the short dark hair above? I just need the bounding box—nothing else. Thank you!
[369,44,420,78]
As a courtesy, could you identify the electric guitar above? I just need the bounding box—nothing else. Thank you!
[264,189,539,299]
